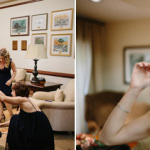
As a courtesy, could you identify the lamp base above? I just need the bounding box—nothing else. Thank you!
[31,59,39,84]
[38,77,46,85]
[30,77,46,85]
[31,77,39,83]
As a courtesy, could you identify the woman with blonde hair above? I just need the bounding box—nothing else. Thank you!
[0,48,16,122]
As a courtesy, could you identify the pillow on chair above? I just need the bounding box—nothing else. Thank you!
[32,91,55,100]
[13,68,26,82]
[54,88,64,102]
[63,79,74,102]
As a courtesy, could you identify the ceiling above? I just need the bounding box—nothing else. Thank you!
[76,0,150,22]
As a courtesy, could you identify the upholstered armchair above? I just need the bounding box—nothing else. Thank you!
[31,79,75,132]
[12,68,31,82]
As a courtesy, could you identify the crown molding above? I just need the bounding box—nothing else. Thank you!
[0,0,43,9]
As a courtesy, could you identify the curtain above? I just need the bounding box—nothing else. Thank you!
[76,18,105,133]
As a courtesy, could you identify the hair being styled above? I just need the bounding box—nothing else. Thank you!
[0,48,10,68]
[12,82,30,97]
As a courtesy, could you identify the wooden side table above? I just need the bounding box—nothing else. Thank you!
[24,81,63,93]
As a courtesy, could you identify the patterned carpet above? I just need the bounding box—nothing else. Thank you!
[0,108,74,150]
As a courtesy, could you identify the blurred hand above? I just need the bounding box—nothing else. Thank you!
[130,62,150,90]
[5,80,11,86]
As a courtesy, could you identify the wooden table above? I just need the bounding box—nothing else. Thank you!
[24,81,63,93]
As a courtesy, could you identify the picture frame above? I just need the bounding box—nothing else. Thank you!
[31,13,48,31]
[21,40,27,50]
[12,40,17,50]
[10,16,29,36]
[51,8,73,31]
[50,34,72,56]
[124,46,150,84]
[32,33,47,51]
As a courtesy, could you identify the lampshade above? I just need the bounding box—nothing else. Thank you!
[25,44,47,59]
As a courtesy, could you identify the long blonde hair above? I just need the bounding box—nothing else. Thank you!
[0,48,10,68]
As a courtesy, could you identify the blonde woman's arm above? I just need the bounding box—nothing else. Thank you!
[0,120,10,127]
[99,62,150,145]
[6,61,16,86]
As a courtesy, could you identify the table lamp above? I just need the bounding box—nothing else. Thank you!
[25,44,47,83]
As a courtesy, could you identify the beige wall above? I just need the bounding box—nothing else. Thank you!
[0,0,75,86]
[93,26,105,92]
[0,0,75,74]
[103,20,150,103]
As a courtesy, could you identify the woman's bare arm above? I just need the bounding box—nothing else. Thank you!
[10,61,17,82]
[99,62,150,145]
[0,92,26,105]
[0,120,10,127]
[6,61,17,86]
[99,88,150,145]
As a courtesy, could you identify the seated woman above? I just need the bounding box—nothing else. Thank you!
[0,82,54,150]
[99,62,150,146]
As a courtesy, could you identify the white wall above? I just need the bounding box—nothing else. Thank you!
[0,0,75,86]
[0,0,75,74]
[103,20,150,103]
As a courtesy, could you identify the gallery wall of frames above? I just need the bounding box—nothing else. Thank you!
[10,8,73,57]
[0,0,75,81]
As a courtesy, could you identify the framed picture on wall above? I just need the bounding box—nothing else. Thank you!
[32,33,47,51]
[10,16,29,36]
[50,34,72,56]
[51,8,73,31]
[12,40,18,50]
[21,40,27,50]
[124,46,150,84]
[31,13,48,31]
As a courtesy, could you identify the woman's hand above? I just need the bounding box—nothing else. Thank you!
[130,62,150,90]
[0,91,6,101]
[5,80,12,86]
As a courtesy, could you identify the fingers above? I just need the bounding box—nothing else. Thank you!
[136,62,150,70]
[5,81,10,86]
[136,62,149,67]
[5,83,10,86]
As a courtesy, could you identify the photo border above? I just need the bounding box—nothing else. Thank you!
[31,33,47,51]
[10,15,29,36]
[31,13,48,31]
[50,33,72,56]
[51,8,73,31]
